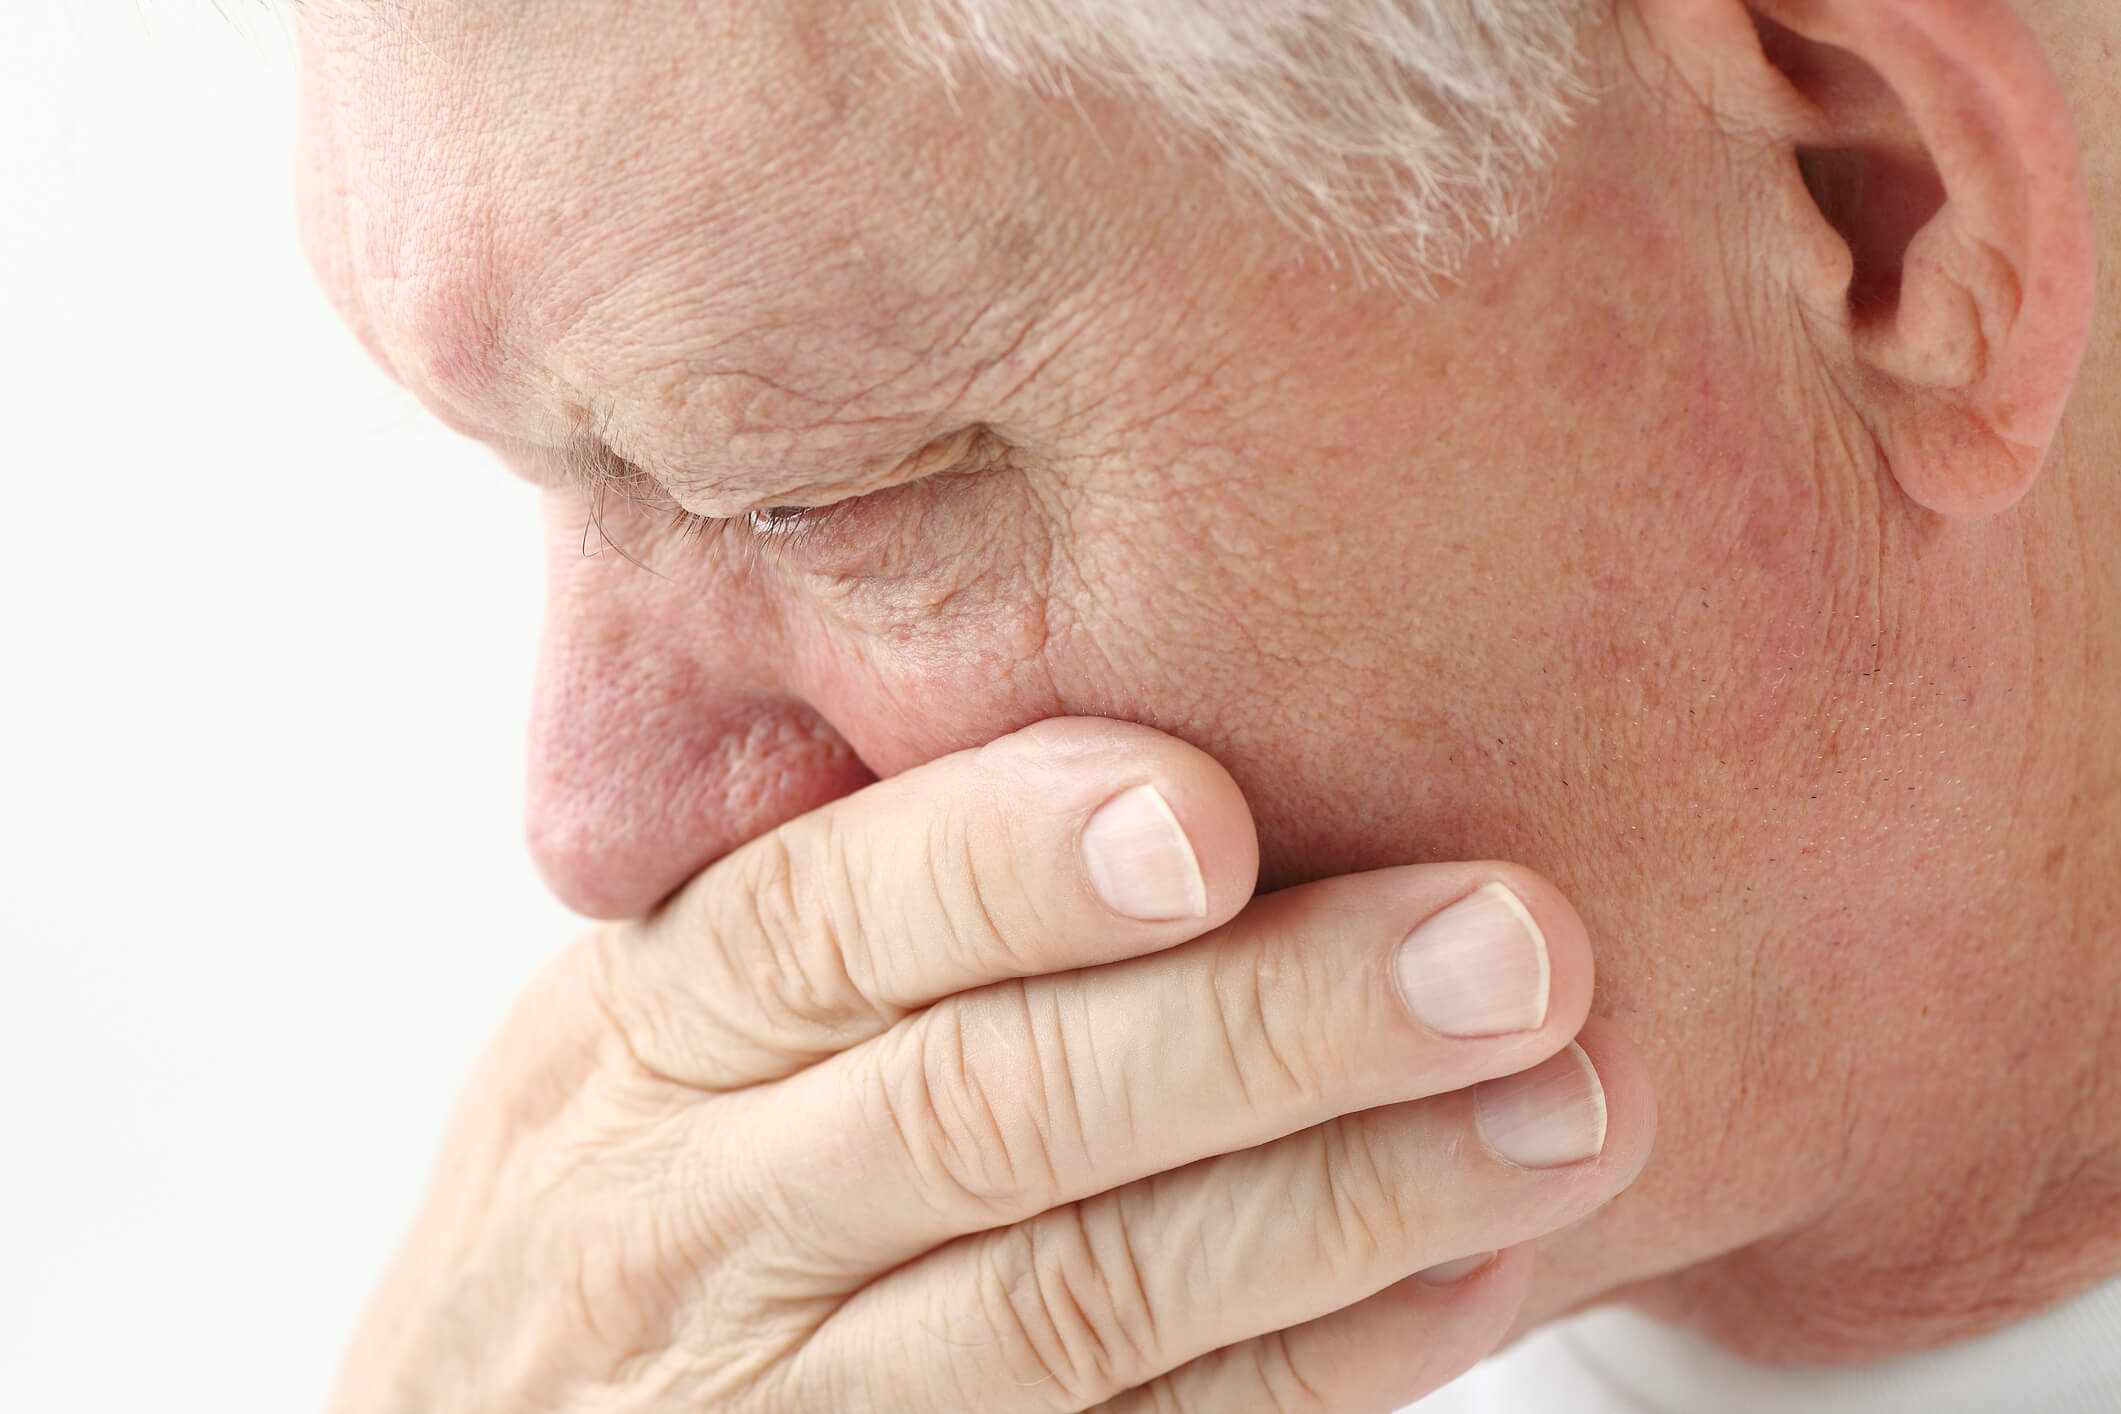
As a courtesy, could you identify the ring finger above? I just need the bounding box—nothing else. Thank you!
[796,1021,1652,1413]
[746,864,1595,1272]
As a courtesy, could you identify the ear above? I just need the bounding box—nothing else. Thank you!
[1630,0,2096,517]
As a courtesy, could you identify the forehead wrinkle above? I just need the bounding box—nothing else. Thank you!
[671,271,1066,466]
[546,193,1100,516]
[501,5,1091,514]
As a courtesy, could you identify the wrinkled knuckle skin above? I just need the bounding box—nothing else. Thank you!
[1314,1119,1416,1287]
[1244,1329,1339,1414]
[554,1229,700,1390]
[348,943,801,1414]
[979,1207,1166,1409]
[728,828,881,1049]
[879,993,1072,1219]
[575,925,699,1091]
[526,1221,797,1411]
[477,929,672,1129]
[1206,936,1331,1119]
[925,799,1051,978]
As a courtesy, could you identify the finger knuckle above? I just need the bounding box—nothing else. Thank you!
[1206,935,1332,1116]
[556,1216,804,1410]
[925,800,1052,977]
[879,989,1077,1216]
[557,1222,697,1375]
[486,928,675,1114]
[574,924,694,1085]
[1313,1118,1416,1283]
[727,825,882,1047]
[1243,1330,1337,1414]
[979,1204,1165,1406]
[1007,983,1107,1195]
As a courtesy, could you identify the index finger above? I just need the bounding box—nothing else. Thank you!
[589,717,1260,1091]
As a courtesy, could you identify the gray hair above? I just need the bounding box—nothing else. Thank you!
[902,0,1598,288]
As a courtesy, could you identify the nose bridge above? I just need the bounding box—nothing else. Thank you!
[526,507,875,919]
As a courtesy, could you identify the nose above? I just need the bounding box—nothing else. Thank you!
[523,503,877,920]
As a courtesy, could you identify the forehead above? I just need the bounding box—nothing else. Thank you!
[294,0,1125,503]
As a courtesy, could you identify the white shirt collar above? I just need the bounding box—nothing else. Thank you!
[1418,1271,2121,1413]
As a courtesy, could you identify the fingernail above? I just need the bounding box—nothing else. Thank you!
[1395,883,1551,1038]
[1474,1042,1608,1169]
[1415,1251,1498,1285]
[1081,785,1208,921]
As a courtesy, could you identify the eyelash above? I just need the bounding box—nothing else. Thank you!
[745,503,828,538]
[663,495,851,554]
[661,426,1001,556]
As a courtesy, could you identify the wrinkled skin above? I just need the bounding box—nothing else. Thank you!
[294,0,2121,1368]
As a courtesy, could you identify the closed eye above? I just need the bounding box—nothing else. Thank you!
[651,423,1008,566]
[747,504,824,536]
[662,488,866,553]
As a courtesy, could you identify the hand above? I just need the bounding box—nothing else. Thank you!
[329,718,1653,1413]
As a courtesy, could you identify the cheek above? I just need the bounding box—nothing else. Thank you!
[1572,433,1834,771]
[1540,330,2046,1047]
[801,612,1072,776]
[774,514,1080,775]
[775,462,1335,782]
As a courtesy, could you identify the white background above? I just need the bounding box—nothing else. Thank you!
[0,5,1538,1410]
[2,3,579,1409]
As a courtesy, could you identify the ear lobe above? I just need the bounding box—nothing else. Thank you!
[1650,0,2097,517]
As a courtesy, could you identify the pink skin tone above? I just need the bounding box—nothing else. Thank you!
[293,0,2121,1366]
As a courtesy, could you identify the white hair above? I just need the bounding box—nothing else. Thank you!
[901,0,1598,289]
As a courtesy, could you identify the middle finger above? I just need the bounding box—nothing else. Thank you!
[737,863,1594,1272]
[810,1023,1649,1414]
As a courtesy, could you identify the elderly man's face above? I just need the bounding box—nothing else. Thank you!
[293,0,2117,1356]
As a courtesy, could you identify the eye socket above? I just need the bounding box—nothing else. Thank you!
[720,425,1006,556]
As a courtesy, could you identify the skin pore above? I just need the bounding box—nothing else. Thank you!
[292,0,2121,1367]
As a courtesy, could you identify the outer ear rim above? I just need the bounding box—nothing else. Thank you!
[1837,0,2097,516]
[1635,0,2097,519]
